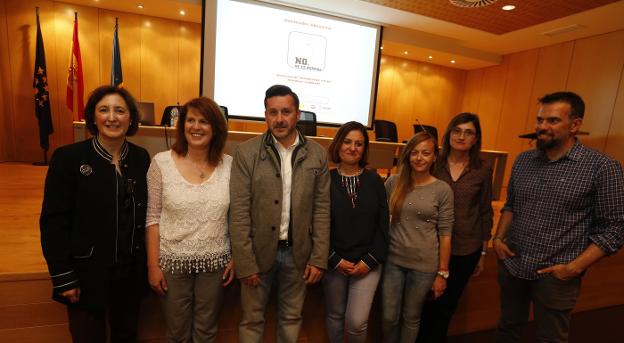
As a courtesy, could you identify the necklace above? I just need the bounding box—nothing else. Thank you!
[188,157,207,179]
[338,166,362,208]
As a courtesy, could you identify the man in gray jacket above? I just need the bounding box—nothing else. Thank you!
[229,85,330,342]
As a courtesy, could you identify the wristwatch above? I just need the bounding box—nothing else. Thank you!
[437,270,450,279]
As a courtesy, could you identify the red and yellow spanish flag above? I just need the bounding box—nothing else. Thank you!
[66,12,84,121]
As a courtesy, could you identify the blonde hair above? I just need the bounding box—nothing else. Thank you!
[389,132,437,221]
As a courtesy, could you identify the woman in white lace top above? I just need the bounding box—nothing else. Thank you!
[145,97,234,342]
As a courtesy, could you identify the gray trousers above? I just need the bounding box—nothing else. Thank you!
[239,246,307,343]
[496,263,581,343]
[322,266,382,343]
[162,269,225,343]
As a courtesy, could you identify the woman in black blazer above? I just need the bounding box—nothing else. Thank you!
[40,85,150,343]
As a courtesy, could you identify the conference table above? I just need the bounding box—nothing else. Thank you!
[73,122,508,200]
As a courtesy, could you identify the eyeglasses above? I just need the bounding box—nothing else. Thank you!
[450,127,476,138]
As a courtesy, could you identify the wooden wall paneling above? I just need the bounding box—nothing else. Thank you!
[374,56,396,124]
[565,30,624,151]
[460,68,484,114]
[604,65,624,163]
[53,2,99,149]
[99,10,142,103]
[0,324,71,343]
[476,64,508,150]
[430,65,466,132]
[140,15,179,124]
[5,0,57,162]
[494,50,538,189]
[521,41,575,153]
[0,1,15,161]
[177,21,201,109]
[389,59,418,142]
[414,63,444,135]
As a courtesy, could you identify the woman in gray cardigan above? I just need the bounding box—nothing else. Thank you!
[382,131,454,343]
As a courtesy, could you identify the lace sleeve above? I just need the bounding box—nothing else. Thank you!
[146,158,163,227]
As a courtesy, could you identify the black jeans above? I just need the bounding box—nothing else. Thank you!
[495,263,581,343]
[417,248,482,343]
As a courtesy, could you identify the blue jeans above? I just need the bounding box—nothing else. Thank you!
[239,246,307,343]
[322,266,382,343]
[382,261,436,343]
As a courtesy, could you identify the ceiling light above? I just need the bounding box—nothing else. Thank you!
[137,4,144,9]
[502,5,515,11]
[179,10,186,15]
[380,46,384,50]
[428,55,433,59]
[451,60,456,64]
[403,51,408,55]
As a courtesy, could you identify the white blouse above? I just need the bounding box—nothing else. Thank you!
[146,150,232,273]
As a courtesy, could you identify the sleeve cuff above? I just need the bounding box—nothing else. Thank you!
[361,253,380,270]
[51,270,79,293]
[328,251,341,270]
[590,235,621,256]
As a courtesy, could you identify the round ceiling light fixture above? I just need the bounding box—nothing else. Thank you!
[449,0,499,8]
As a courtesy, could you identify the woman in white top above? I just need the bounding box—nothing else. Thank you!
[145,97,234,342]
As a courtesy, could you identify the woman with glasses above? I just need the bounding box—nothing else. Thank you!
[382,131,454,342]
[417,112,494,343]
[40,86,151,342]
[323,121,389,343]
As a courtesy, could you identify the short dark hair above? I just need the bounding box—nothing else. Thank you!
[539,91,585,119]
[84,85,140,136]
[172,97,228,166]
[264,84,299,109]
[328,121,369,168]
[439,112,483,169]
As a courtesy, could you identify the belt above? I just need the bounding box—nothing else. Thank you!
[278,240,291,248]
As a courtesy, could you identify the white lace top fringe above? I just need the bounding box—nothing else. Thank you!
[146,151,232,273]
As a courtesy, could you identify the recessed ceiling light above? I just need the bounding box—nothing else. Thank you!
[137,4,144,9]
[403,51,408,55]
[179,10,186,15]
[428,55,433,59]
[380,46,384,50]
[502,5,515,11]
[451,60,456,64]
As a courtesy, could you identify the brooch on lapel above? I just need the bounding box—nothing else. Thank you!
[79,164,93,176]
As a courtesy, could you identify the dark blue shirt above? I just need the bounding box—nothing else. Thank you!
[502,140,624,280]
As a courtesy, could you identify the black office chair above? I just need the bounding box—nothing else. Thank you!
[413,124,439,144]
[160,105,184,127]
[297,110,317,136]
[374,120,398,142]
[219,105,229,122]
[374,119,399,178]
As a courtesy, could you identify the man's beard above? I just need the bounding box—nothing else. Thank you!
[536,130,558,151]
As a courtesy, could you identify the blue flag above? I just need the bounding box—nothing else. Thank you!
[111,17,123,87]
[33,7,53,150]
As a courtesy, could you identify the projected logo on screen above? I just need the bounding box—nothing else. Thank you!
[287,32,327,72]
